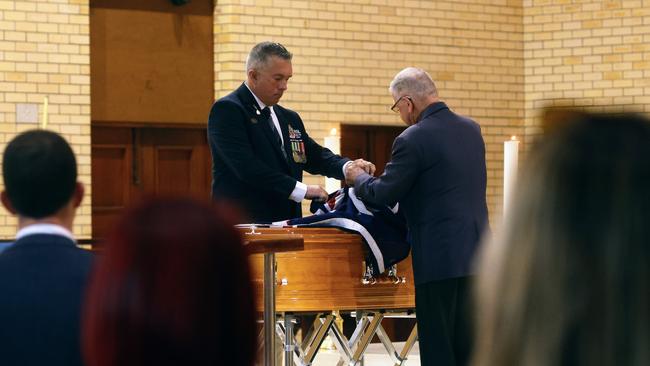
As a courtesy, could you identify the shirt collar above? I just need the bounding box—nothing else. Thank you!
[244,82,272,112]
[16,223,76,242]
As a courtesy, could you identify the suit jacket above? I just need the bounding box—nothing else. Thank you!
[208,83,349,223]
[354,102,489,285]
[0,234,94,366]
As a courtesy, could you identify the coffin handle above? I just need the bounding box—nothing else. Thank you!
[361,264,376,285]
[387,265,406,284]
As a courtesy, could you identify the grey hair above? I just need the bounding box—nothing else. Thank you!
[245,42,292,72]
[389,67,438,99]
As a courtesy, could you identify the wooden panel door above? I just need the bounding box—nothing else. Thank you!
[92,126,211,240]
[91,126,135,240]
[340,125,405,176]
[139,128,211,199]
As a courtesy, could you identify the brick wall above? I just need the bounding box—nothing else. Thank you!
[1,0,646,236]
[214,0,526,221]
[0,0,91,239]
[524,0,650,141]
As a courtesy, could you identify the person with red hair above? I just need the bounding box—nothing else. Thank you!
[82,198,256,366]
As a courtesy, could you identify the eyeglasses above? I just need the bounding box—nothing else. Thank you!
[390,96,412,113]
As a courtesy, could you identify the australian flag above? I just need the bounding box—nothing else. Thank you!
[274,187,410,277]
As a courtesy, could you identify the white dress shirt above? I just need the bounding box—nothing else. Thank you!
[16,223,76,242]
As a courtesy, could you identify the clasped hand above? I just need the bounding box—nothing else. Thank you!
[305,159,375,202]
[344,159,376,185]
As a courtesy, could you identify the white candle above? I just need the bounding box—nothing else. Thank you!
[42,96,48,129]
[324,128,340,193]
[503,136,519,217]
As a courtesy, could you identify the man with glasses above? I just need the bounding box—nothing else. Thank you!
[345,67,490,366]
[208,41,374,223]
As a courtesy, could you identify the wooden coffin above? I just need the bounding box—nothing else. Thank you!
[242,227,415,313]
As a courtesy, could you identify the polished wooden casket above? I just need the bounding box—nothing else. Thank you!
[243,227,415,313]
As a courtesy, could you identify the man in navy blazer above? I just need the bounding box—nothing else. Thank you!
[345,68,490,366]
[0,130,93,366]
[208,42,374,223]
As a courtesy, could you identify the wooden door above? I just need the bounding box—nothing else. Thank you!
[92,126,211,240]
[138,128,211,199]
[340,125,405,177]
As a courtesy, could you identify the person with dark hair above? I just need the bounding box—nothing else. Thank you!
[345,67,490,366]
[82,197,256,366]
[0,129,93,366]
[208,41,374,223]
[472,111,650,366]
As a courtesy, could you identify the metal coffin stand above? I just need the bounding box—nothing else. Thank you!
[244,227,419,366]
[277,310,418,366]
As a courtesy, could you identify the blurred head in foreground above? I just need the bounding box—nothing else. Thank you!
[473,111,650,366]
[83,197,256,366]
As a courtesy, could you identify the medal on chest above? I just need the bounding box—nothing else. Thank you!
[288,125,307,163]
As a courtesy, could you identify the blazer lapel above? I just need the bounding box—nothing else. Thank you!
[235,83,264,121]
[274,107,293,162]
[236,84,291,167]
[260,109,288,163]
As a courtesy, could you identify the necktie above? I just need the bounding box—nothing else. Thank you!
[262,107,287,159]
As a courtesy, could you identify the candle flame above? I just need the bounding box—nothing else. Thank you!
[510,135,517,141]
[330,128,338,136]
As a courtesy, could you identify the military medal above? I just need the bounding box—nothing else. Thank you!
[288,125,302,139]
[288,125,307,163]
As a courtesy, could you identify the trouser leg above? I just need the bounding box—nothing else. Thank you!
[415,276,473,366]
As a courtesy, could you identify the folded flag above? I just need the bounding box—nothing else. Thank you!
[274,187,410,277]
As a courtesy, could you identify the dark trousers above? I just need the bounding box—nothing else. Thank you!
[415,276,473,366]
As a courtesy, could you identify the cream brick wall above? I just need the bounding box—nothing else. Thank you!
[524,0,650,142]
[0,0,91,239]
[1,0,639,237]
[214,0,526,222]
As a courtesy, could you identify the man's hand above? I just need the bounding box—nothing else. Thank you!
[344,163,367,186]
[353,158,376,175]
[344,158,375,185]
[305,185,328,202]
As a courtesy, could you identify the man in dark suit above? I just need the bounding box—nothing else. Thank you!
[345,68,490,366]
[208,41,374,222]
[0,130,93,366]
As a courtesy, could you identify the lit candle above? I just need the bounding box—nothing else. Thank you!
[503,135,519,217]
[42,96,48,129]
[324,128,340,193]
